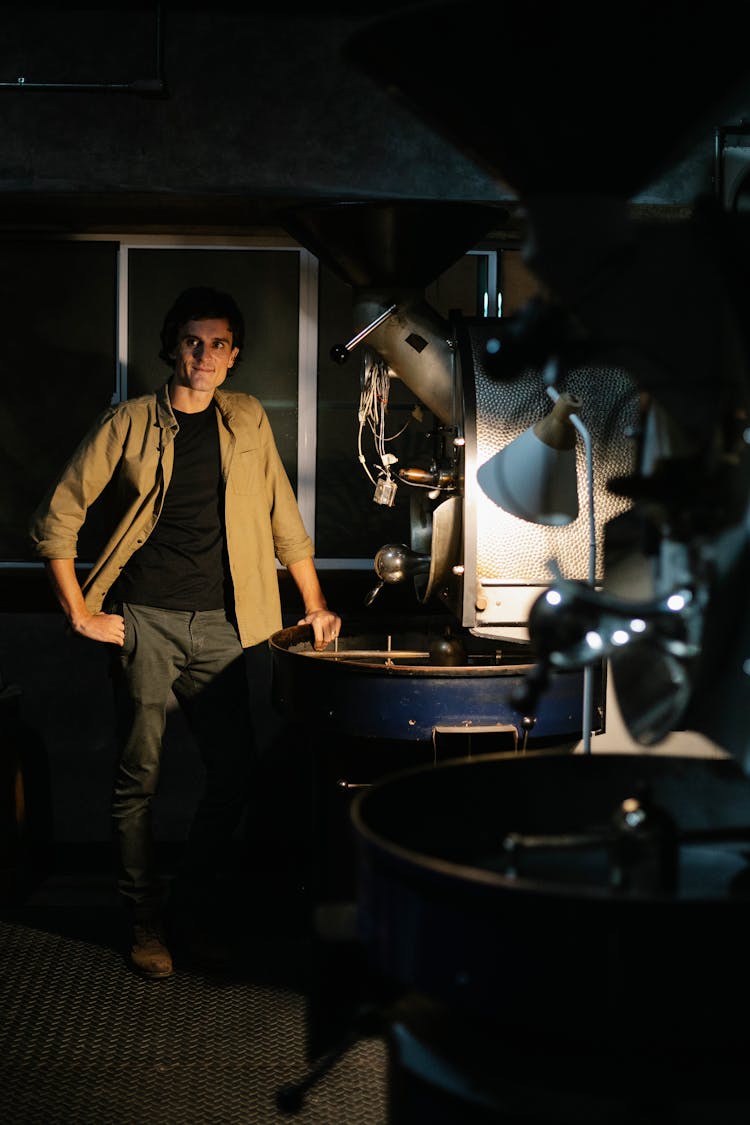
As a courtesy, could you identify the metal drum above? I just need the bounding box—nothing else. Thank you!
[351,751,750,1049]
[269,624,601,748]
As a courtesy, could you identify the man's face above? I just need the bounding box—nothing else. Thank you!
[171,317,239,393]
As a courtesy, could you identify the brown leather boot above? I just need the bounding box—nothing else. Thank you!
[130,921,174,979]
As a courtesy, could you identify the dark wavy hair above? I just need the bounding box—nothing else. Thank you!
[159,286,245,369]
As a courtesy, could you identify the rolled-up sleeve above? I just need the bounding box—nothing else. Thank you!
[29,406,124,560]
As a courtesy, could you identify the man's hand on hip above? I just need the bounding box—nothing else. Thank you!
[71,611,126,646]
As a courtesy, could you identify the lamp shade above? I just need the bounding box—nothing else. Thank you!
[476,391,581,526]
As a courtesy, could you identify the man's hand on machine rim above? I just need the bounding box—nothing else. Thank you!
[298,608,341,651]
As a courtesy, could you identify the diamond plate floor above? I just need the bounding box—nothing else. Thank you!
[0,859,388,1125]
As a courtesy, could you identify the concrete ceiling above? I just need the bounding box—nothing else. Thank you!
[1,2,749,231]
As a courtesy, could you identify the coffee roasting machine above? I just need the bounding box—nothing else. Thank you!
[273,196,640,755]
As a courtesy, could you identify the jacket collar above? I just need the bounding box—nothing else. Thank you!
[155,381,178,431]
[213,387,234,422]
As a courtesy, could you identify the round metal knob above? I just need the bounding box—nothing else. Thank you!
[374,543,431,584]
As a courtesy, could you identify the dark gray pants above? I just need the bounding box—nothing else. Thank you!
[111,603,256,921]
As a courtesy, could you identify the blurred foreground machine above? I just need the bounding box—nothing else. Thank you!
[275,2,750,1123]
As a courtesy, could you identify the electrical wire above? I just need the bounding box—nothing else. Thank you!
[357,354,410,488]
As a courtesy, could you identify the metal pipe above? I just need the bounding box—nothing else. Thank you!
[329,304,397,363]
[0,80,165,93]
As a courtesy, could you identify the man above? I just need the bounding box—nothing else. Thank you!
[29,286,341,979]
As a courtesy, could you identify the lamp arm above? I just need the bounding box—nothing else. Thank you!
[571,413,596,588]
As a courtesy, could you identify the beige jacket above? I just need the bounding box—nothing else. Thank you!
[29,383,315,647]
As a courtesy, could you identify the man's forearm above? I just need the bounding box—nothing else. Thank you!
[286,556,328,614]
[287,556,341,651]
[45,558,89,629]
[45,558,125,646]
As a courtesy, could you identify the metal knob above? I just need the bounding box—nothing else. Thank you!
[374,543,431,584]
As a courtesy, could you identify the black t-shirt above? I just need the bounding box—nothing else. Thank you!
[118,405,228,610]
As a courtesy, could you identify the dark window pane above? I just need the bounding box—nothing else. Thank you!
[425,253,486,318]
[1,240,117,561]
[500,248,542,315]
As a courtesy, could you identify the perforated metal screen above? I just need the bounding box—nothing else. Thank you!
[460,318,640,629]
